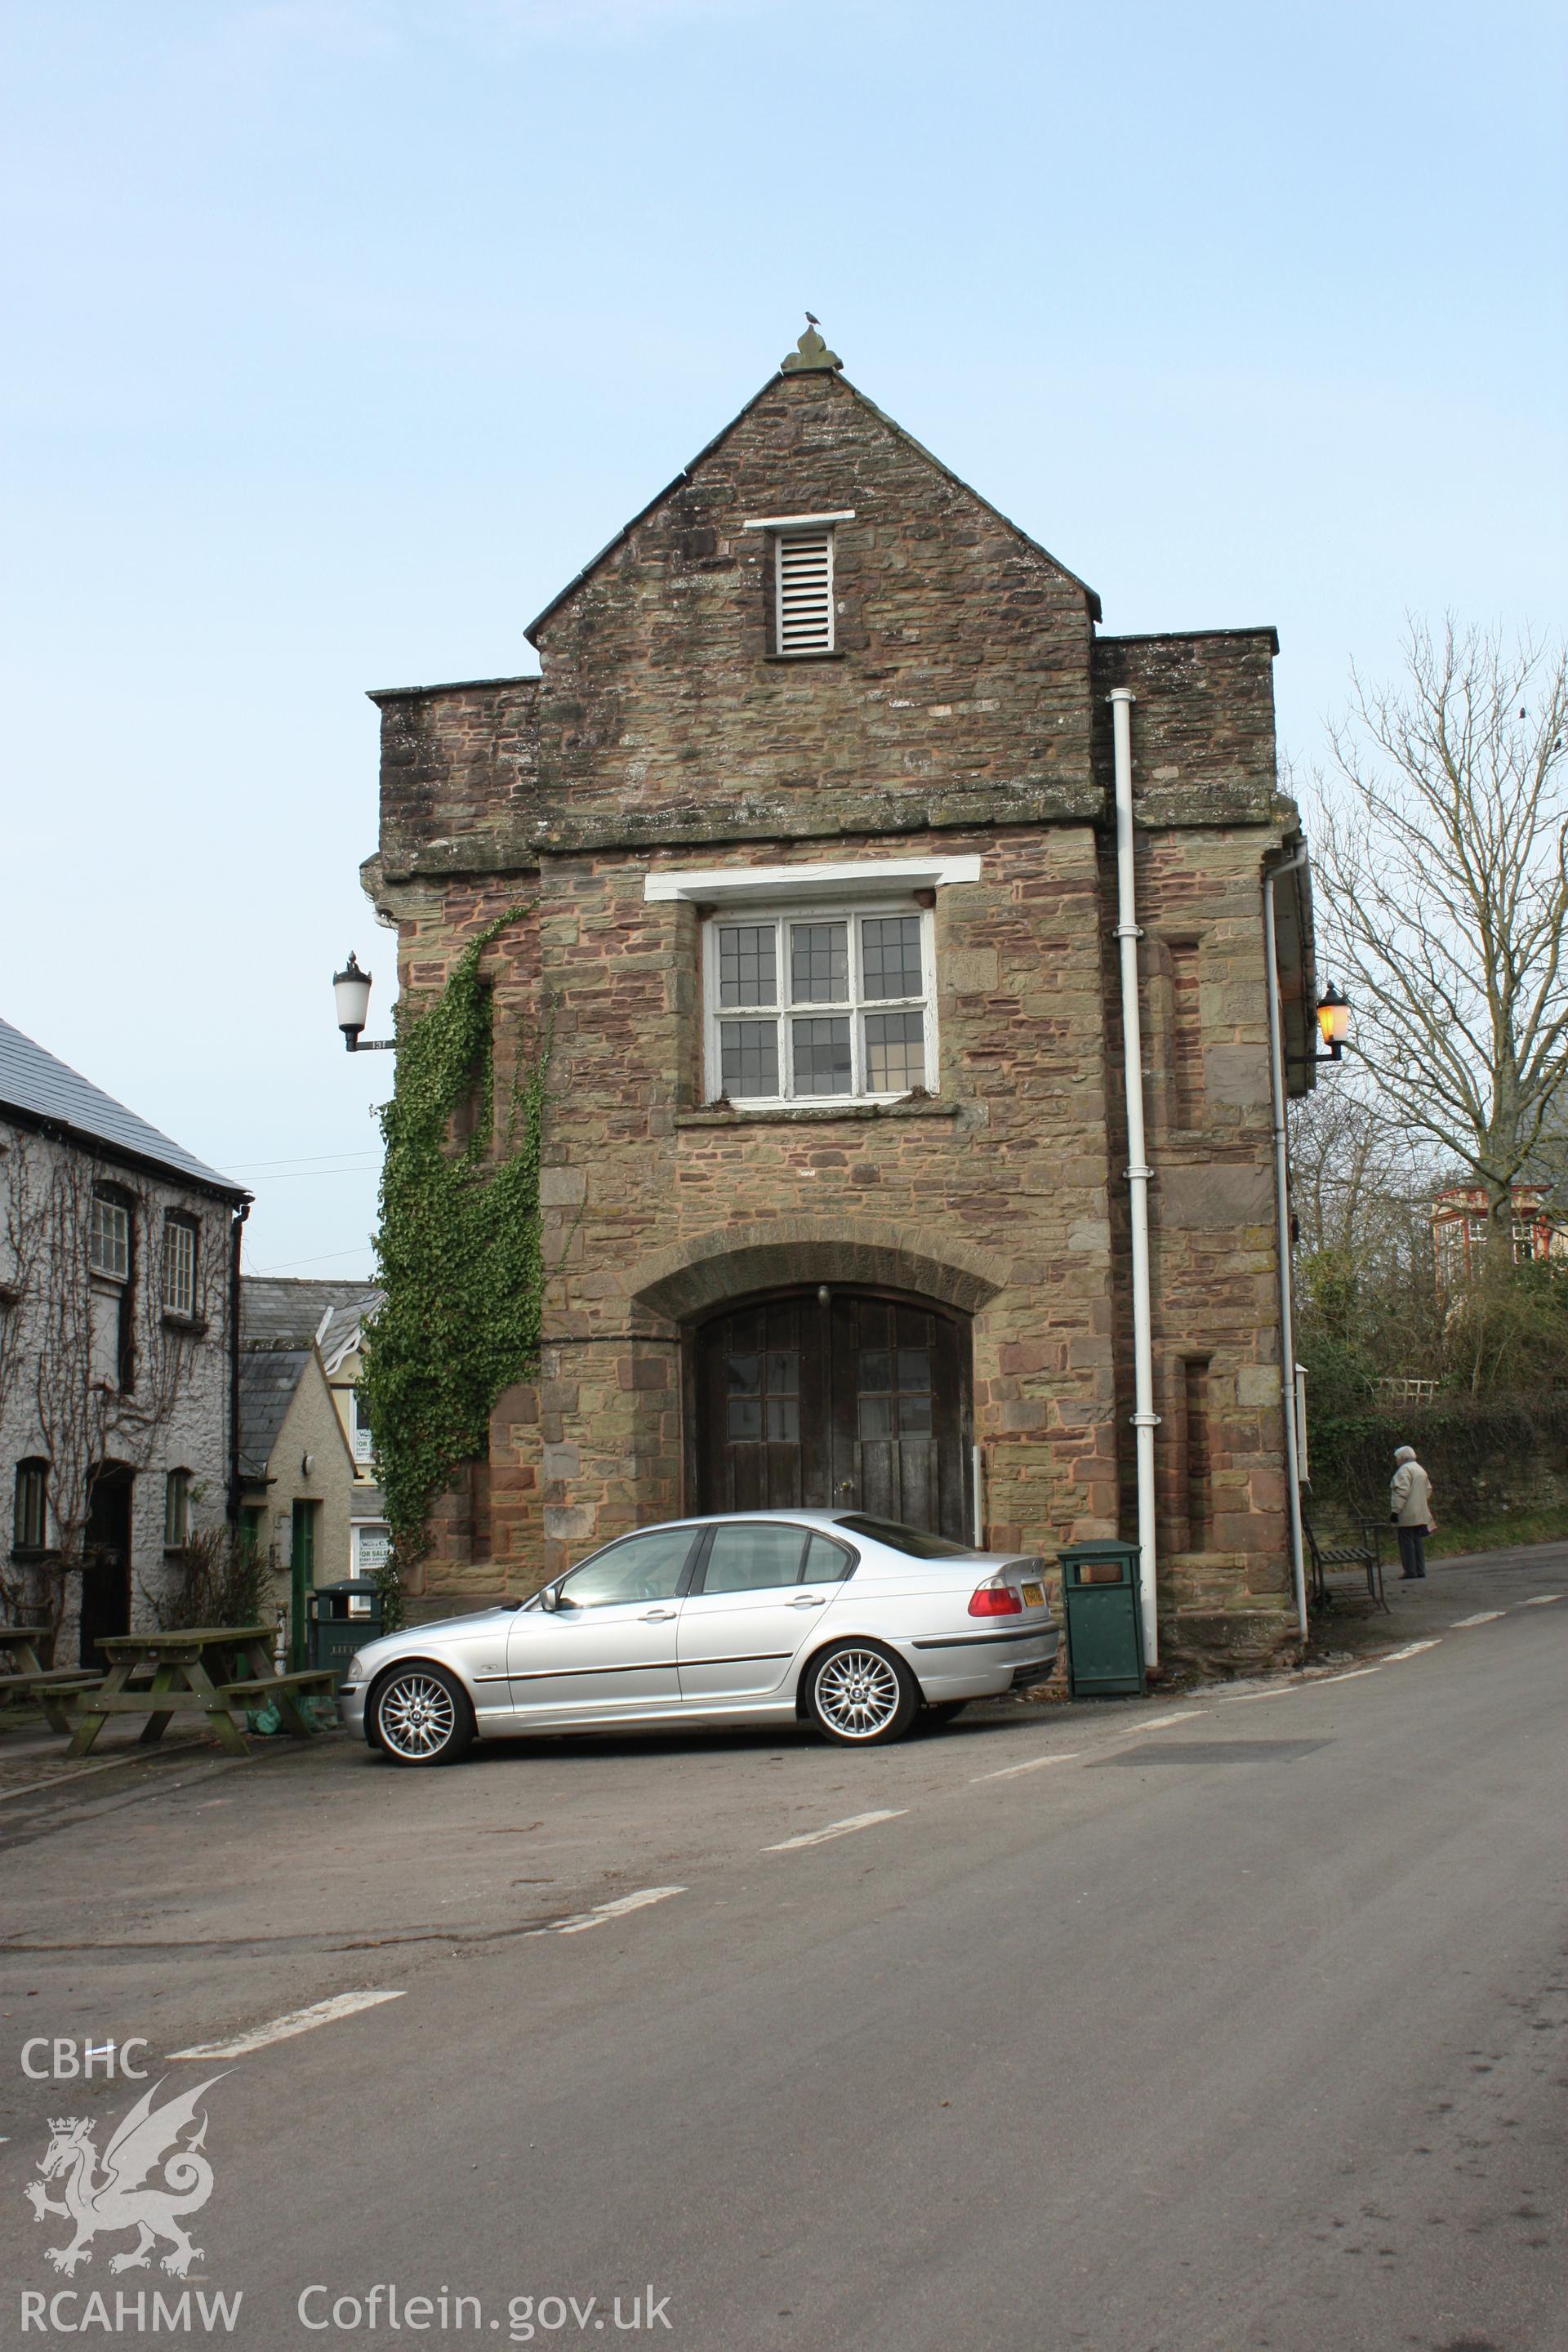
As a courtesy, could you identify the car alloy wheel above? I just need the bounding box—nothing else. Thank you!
[807,1642,917,1746]
[372,1666,472,1765]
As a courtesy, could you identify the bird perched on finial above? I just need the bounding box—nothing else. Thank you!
[781,316,842,373]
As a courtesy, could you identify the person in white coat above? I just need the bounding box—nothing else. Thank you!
[1390,1445,1436,1580]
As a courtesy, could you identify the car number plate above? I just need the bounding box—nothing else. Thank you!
[1021,1582,1044,1610]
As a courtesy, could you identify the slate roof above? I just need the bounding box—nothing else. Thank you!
[241,1277,384,1358]
[237,1348,311,1481]
[0,1016,247,1199]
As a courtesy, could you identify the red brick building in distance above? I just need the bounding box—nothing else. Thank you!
[362,327,1321,1673]
[1432,1183,1568,1289]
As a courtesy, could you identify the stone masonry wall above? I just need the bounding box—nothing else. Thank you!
[363,355,1303,1668]
[1135,827,1295,1665]
[533,824,1121,1584]
[372,678,541,886]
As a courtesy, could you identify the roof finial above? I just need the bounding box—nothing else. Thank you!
[781,315,842,374]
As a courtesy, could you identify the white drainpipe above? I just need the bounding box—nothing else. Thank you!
[1110,688,1160,1667]
[1263,845,1310,1646]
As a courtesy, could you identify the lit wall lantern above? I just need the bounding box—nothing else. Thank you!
[1286,981,1352,1071]
[332,952,394,1053]
[1316,983,1350,1060]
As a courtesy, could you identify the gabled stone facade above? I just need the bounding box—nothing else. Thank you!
[363,337,1316,1671]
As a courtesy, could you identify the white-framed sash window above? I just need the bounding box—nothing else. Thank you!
[88,1194,130,1281]
[161,1215,198,1316]
[704,901,937,1106]
[163,1468,192,1548]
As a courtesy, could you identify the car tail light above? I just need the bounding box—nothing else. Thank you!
[969,1576,1023,1618]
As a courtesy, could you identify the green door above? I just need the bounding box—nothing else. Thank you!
[290,1501,318,1670]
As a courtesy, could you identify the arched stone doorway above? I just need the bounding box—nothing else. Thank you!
[688,1287,973,1543]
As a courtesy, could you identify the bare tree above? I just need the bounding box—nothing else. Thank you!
[1288,1079,1448,1383]
[1312,621,1568,1235]
[1289,1078,1438,1268]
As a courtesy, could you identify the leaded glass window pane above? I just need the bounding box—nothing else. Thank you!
[717,924,777,1008]
[861,915,922,1000]
[708,900,937,1103]
[790,921,849,1004]
[720,1020,780,1098]
[863,1011,925,1094]
[791,1017,853,1095]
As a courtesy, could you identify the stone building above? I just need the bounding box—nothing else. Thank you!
[0,1016,250,1664]
[362,328,1319,1669]
[238,1277,387,1659]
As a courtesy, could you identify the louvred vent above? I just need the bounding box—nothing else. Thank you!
[776,530,835,656]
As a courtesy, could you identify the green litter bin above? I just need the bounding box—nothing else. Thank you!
[307,1581,383,1681]
[1059,1541,1146,1698]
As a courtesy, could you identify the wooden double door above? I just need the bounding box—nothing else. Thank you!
[693,1290,970,1542]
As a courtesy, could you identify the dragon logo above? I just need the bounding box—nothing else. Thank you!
[24,2074,227,2278]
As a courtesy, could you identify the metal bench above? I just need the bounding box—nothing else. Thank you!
[1302,1494,1388,1613]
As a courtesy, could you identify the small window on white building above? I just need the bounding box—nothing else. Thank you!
[162,1215,198,1317]
[163,1468,192,1548]
[774,528,835,657]
[89,1193,131,1281]
[706,904,936,1106]
[350,1388,375,1465]
[13,1459,49,1553]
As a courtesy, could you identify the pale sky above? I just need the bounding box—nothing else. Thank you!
[4,0,1563,1280]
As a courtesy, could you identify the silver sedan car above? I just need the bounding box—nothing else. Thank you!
[338,1512,1059,1765]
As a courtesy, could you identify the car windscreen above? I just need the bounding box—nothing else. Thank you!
[832,1517,978,1560]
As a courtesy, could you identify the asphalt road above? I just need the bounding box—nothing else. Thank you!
[2,1562,1565,2352]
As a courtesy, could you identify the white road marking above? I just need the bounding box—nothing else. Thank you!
[546,1886,686,1935]
[1521,1593,1564,1606]
[1381,1639,1443,1661]
[1450,1611,1506,1627]
[1125,1711,1210,1733]
[171,1989,406,2060]
[972,1752,1081,1782]
[764,1809,907,1852]
[1218,1686,1304,1703]
[1316,1667,1383,1683]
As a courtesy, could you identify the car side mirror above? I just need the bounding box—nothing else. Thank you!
[539,1584,561,1613]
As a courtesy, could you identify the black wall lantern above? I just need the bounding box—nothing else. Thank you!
[332,952,395,1053]
[1316,983,1350,1059]
[1290,982,1351,1067]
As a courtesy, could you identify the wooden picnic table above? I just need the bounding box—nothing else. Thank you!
[0,1625,51,1673]
[66,1625,337,1760]
[0,1625,105,1735]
